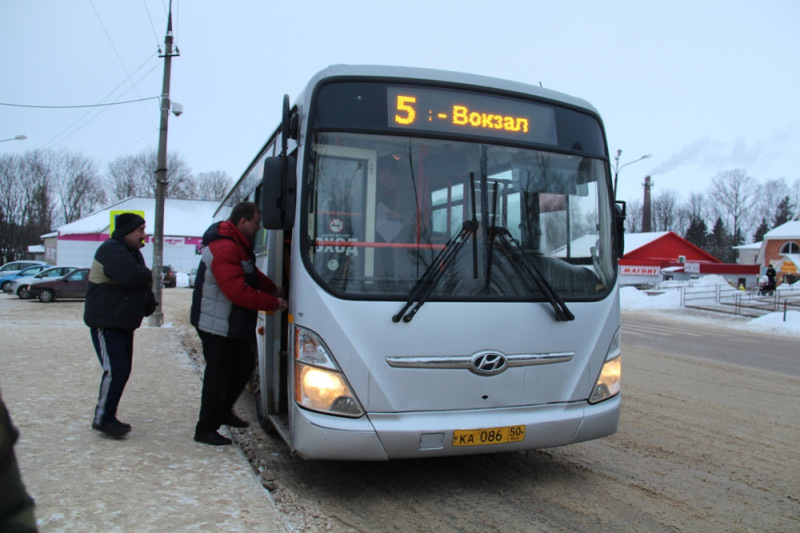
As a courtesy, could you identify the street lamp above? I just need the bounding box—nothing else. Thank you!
[0,134,27,143]
[613,149,651,199]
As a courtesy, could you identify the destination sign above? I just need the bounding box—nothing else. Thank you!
[387,86,557,144]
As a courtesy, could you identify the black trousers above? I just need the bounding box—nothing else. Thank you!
[195,330,255,436]
[91,327,134,425]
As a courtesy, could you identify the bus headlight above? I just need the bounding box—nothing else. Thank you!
[294,326,364,417]
[589,328,621,404]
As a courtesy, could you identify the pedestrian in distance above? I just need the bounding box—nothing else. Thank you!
[766,264,777,294]
[84,213,156,439]
[191,201,287,446]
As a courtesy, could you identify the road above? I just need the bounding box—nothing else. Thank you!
[622,310,800,376]
[166,292,800,532]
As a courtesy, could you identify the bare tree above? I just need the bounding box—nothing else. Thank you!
[106,149,194,201]
[685,191,707,221]
[651,189,679,232]
[675,191,710,240]
[791,178,800,217]
[0,154,20,261]
[0,147,231,263]
[755,178,790,224]
[709,168,757,246]
[194,171,233,201]
[52,150,106,225]
[624,199,642,233]
[0,150,53,261]
[674,204,693,238]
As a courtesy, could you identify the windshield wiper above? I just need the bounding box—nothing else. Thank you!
[489,225,575,322]
[392,219,478,323]
[481,163,573,322]
[393,174,480,323]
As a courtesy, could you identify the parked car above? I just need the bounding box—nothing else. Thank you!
[0,260,47,287]
[11,266,82,299]
[162,265,177,288]
[188,267,197,288]
[27,268,90,303]
[0,264,52,293]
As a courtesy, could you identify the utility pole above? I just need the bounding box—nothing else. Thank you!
[149,2,178,327]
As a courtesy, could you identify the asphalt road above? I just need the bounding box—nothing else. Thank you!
[622,310,800,377]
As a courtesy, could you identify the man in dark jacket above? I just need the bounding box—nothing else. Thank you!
[84,212,152,439]
[766,264,777,293]
[191,201,287,445]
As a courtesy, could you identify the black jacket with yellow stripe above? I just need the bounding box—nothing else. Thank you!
[83,236,152,330]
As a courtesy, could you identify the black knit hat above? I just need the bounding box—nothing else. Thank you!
[112,212,146,239]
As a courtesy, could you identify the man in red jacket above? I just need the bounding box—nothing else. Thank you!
[190,202,287,445]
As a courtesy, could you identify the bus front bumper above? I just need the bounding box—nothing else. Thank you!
[289,395,620,461]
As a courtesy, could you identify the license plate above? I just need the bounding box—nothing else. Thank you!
[452,425,525,447]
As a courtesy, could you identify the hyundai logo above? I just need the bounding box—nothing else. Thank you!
[470,351,508,376]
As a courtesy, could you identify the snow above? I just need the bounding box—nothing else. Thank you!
[622,231,669,254]
[763,220,800,239]
[621,274,800,336]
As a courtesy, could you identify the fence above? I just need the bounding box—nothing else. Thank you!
[679,282,800,317]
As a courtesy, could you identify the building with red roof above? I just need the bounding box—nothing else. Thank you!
[620,231,759,287]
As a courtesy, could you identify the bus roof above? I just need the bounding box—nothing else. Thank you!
[310,64,601,116]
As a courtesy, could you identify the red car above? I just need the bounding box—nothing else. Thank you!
[27,268,90,302]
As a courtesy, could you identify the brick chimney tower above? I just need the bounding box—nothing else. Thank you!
[642,175,653,232]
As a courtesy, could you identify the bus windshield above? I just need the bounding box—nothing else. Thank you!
[304,132,615,302]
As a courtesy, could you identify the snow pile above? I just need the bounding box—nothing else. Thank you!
[741,311,800,334]
[620,274,739,311]
[621,276,800,336]
[620,286,681,310]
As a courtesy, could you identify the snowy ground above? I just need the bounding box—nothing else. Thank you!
[621,274,800,336]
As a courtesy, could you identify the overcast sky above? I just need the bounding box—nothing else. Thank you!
[2,0,798,205]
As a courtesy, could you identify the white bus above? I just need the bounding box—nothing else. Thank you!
[216,65,624,460]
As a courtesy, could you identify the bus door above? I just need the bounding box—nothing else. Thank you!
[310,146,377,290]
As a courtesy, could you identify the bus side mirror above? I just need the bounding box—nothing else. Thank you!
[260,155,296,230]
[614,200,626,259]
